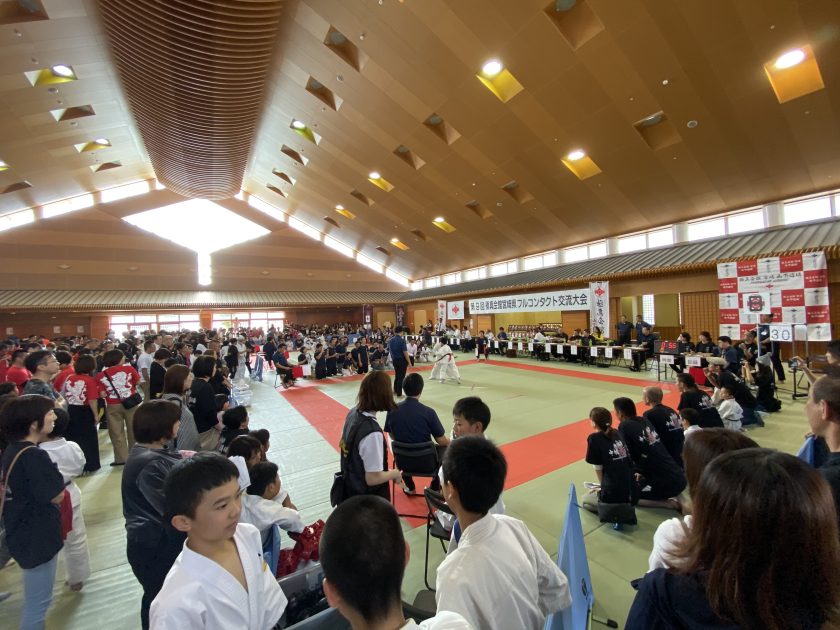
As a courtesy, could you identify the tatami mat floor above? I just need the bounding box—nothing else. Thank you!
[0,355,809,629]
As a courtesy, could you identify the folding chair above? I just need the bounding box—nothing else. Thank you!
[262,524,281,576]
[423,488,453,591]
[390,440,440,519]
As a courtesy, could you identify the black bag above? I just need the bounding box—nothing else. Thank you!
[103,372,143,409]
[597,501,637,525]
[329,472,346,507]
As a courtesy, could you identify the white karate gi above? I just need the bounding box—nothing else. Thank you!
[435,514,570,630]
[402,611,473,628]
[41,438,90,585]
[150,523,288,629]
[240,492,305,546]
[430,343,460,383]
[712,388,743,431]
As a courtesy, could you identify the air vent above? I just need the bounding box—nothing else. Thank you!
[501,181,534,204]
[543,0,604,50]
[376,246,391,256]
[324,27,366,71]
[305,76,341,111]
[423,113,460,145]
[1,181,32,194]
[410,229,428,241]
[393,145,425,170]
[0,0,48,25]
[266,184,286,197]
[281,145,308,166]
[51,105,96,122]
[90,161,122,173]
[324,217,340,228]
[465,200,493,219]
[633,111,681,150]
[349,189,373,206]
[272,170,295,185]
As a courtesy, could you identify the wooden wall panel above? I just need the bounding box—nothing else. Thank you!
[680,291,720,339]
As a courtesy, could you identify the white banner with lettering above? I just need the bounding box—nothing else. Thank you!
[589,281,610,336]
[437,300,446,324]
[447,300,465,320]
[468,288,590,314]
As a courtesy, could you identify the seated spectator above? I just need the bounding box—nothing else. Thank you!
[150,453,287,628]
[711,385,743,432]
[272,342,295,388]
[320,495,471,629]
[435,437,571,629]
[647,429,757,571]
[806,376,840,526]
[218,406,250,453]
[384,373,449,494]
[747,357,782,412]
[679,408,703,439]
[242,461,304,543]
[41,408,91,591]
[615,397,686,510]
[676,374,724,428]
[627,449,840,629]
[642,386,685,467]
[226,434,263,470]
[716,335,741,373]
[249,428,270,461]
[706,360,760,426]
[582,407,637,514]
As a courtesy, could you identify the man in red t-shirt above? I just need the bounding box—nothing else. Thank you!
[0,341,11,384]
[96,349,141,465]
[5,349,32,394]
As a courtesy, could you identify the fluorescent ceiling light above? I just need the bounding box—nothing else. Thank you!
[775,49,806,69]
[291,119,306,129]
[123,198,270,255]
[566,149,586,161]
[482,59,503,77]
[51,65,75,78]
[368,171,381,180]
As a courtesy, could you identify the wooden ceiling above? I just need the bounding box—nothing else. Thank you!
[0,0,839,290]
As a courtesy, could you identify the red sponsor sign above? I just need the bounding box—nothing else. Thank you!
[771,307,783,321]
[737,260,758,276]
[718,278,738,293]
[779,255,803,272]
[781,289,805,307]
[720,309,740,324]
[740,325,755,339]
[805,305,831,323]
[804,269,828,288]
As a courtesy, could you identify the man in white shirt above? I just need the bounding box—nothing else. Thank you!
[136,340,155,400]
[435,437,570,630]
[321,495,472,629]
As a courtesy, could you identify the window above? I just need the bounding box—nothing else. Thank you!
[617,234,647,253]
[42,193,94,219]
[101,180,150,203]
[564,245,588,263]
[248,195,285,222]
[411,280,424,291]
[642,294,656,325]
[726,209,764,234]
[356,253,383,273]
[522,251,557,271]
[443,272,460,285]
[323,235,353,257]
[783,197,832,225]
[288,216,321,241]
[588,242,607,258]
[490,260,517,277]
[687,217,725,241]
[425,277,440,289]
[385,269,409,286]
[0,209,34,232]
[647,227,674,248]
[463,266,486,282]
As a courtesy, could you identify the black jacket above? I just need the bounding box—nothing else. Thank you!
[121,445,183,546]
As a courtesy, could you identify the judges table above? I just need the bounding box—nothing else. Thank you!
[654,352,712,382]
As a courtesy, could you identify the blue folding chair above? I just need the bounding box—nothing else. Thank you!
[262,524,281,576]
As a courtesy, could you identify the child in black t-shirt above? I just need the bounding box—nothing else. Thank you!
[314,343,327,380]
[218,406,249,453]
[582,407,637,514]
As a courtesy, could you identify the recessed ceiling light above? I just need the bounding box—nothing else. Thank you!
[335,204,344,210]
[260,270,270,275]
[0,160,8,171]
[686,119,698,128]
[482,59,503,77]
[345,273,352,278]
[94,138,110,145]
[567,149,586,161]
[368,171,381,179]
[433,216,444,223]
[291,119,306,129]
[57,264,71,270]
[47,87,59,94]
[306,272,314,277]
[390,238,398,243]
[774,49,806,69]
[51,64,74,78]
[127,266,138,271]
[661,79,669,86]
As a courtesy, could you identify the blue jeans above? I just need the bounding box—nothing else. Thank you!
[20,553,58,630]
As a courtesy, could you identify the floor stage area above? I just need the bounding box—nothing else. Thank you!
[0,355,807,629]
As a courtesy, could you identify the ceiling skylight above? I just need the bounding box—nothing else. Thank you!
[123,199,271,285]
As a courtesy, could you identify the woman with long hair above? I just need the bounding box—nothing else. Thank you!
[628,449,840,629]
[581,407,636,513]
[160,364,200,452]
[61,354,101,471]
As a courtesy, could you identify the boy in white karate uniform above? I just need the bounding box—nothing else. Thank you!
[430,341,460,384]
[711,385,743,432]
[435,437,571,630]
[241,461,304,543]
[41,409,91,591]
[321,495,471,629]
[150,452,287,629]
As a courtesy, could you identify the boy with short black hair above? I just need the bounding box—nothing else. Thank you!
[679,408,702,438]
[150,452,287,629]
[242,461,304,542]
[218,405,249,453]
[321,495,471,629]
[436,437,570,629]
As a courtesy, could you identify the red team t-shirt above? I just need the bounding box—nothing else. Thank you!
[63,374,99,406]
[96,365,140,405]
[53,366,75,394]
